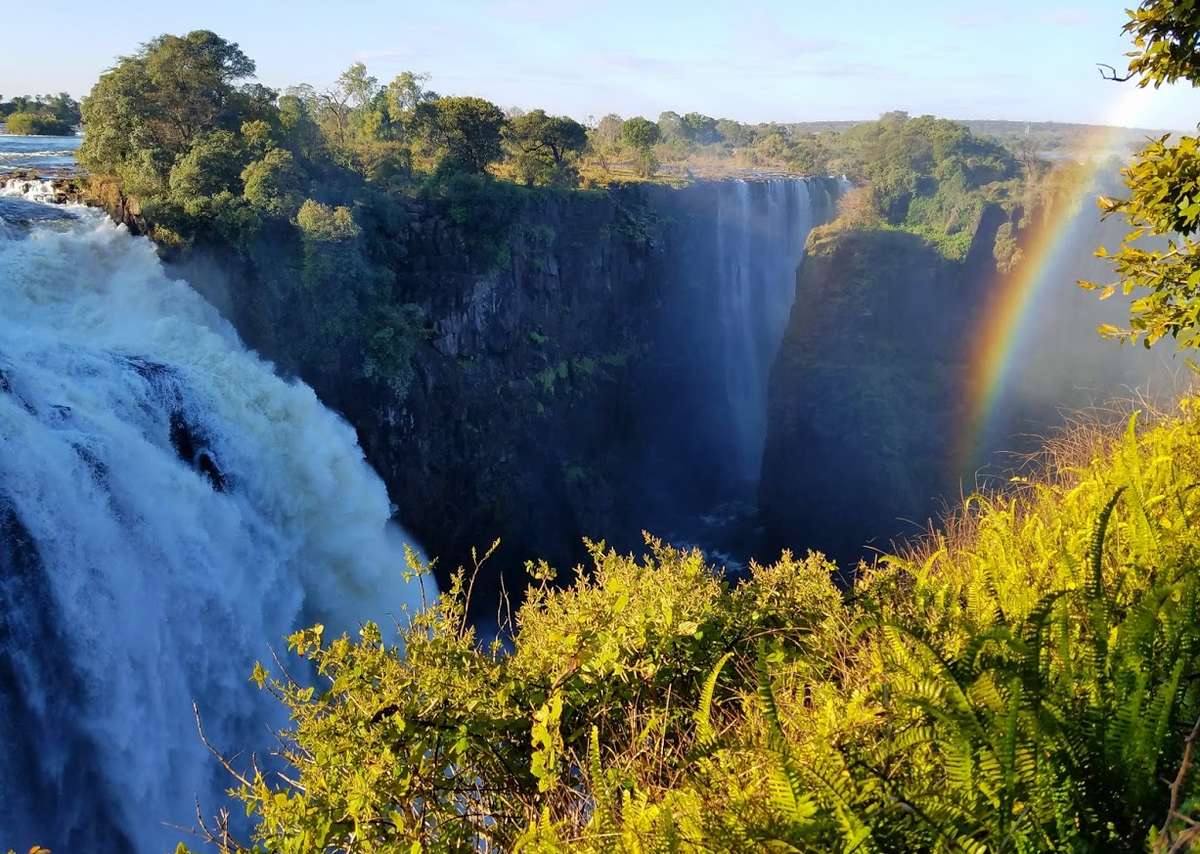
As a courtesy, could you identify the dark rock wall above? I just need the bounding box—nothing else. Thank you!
[758,213,1004,575]
[89,177,837,612]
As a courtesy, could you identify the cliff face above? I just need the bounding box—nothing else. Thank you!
[758,214,1002,573]
[358,189,662,590]
[112,178,834,612]
[362,180,837,599]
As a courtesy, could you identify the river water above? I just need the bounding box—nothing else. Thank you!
[0,161,427,850]
[0,130,81,175]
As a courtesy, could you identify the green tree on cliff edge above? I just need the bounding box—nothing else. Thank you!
[1085,0,1200,348]
[78,31,271,193]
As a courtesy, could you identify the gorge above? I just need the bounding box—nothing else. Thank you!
[166,175,846,610]
[0,130,1177,854]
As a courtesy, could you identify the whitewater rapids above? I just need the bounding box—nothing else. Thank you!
[0,186,426,852]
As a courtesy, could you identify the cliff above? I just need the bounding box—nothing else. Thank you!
[758,216,1001,573]
[101,177,838,614]
[359,189,661,593]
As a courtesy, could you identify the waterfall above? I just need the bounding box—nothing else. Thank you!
[0,188,426,853]
[638,176,838,562]
[712,178,829,485]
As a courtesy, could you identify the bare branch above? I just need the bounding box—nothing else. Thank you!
[194,701,254,789]
[1155,711,1200,852]
[1097,62,1136,82]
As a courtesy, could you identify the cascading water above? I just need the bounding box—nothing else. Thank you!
[0,183,426,853]
[641,176,841,564]
[713,178,828,483]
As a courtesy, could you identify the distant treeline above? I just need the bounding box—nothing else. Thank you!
[1,93,80,135]
[784,118,1175,160]
[75,30,1094,405]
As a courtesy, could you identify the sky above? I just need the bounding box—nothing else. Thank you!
[4,0,1200,130]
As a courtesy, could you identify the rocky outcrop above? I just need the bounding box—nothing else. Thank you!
[80,175,152,235]
[758,219,1000,575]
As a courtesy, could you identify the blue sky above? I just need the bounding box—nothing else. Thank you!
[5,0,1200,129]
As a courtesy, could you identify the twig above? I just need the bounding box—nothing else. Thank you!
[1097,63,1136,82]
[1156,711,1200,852]
[194,702,254,789]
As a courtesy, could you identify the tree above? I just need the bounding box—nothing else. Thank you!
[620,115,660,151]
[505,109,587,186]
[241,148,305,218]
[620,116,661,177]
[337,62,379,111]
[657,110,684,141]
[1083,1,1200,347]
[79,30,267,184]
[277,88,328,162]
[385,71,437,118]
[588,112,624,172]
[681,111,720,146]
[422,96,506,175]
[168,129,245,200]
[4,111,72,135]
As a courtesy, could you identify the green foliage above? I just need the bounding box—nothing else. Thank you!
[187,395,1200,853]
[1082,1,1200,349]
[680,112,720,146]
[424,170,530,269]
[422,95,506,175]
[506,109,587,187]
[361,302,430,396]
[0,92,79,124]
[620,117,662,177]
[1122,0,1200,89]
[1085,133,1200,348]
[620,116,661,151]
[295,198,361,242]
[3,111,72,135]
[168,130,245,200]
[79,30,266,179]
[830,112,1018,258]
[240,147,304,219]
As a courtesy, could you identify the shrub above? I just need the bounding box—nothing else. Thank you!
[184,396,1200,853]
[4,111,72,135]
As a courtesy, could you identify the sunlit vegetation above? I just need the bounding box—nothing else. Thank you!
[68,6,1200,850]
[1080,0,1200,351]
[0,93,79,134]
[181,395,1200,853]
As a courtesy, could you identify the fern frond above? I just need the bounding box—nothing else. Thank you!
[693,650,733,749]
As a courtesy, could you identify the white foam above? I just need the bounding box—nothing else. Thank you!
[0,210,428,851]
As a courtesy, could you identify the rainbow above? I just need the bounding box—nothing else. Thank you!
[955,84,1164,479]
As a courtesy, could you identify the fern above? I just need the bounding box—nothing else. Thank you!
[693,651,733,750]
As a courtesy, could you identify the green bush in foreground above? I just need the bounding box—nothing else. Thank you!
[185,397,1200,853]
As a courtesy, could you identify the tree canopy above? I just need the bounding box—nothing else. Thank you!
[78,30,269,187]
[505,109,588,186]
[421,95,506,175]
[1083,0,1200,347]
